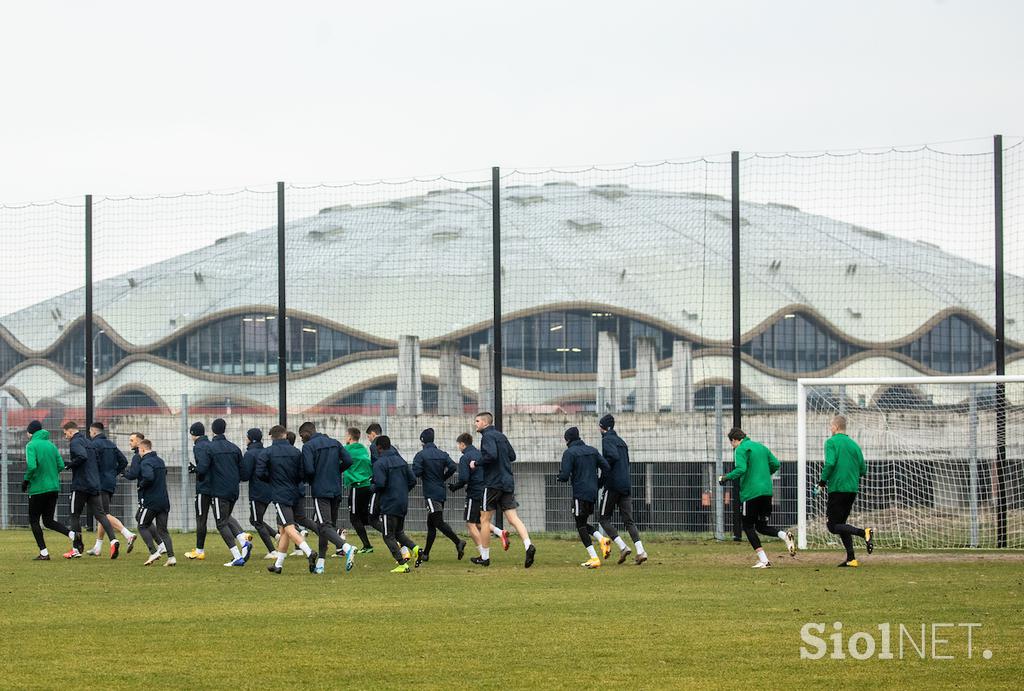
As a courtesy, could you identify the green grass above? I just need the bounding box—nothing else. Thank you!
[0,530,1021,690]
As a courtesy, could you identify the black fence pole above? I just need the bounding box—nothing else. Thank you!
[993,135,1007,548]
[492,166,503,431]
[84,194,94,429]
[277,181,287,427]
[730,151,742,541]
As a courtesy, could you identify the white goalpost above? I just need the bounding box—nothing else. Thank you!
[796,374,1024,551]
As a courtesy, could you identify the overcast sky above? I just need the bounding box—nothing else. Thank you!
[1,0,1022,203]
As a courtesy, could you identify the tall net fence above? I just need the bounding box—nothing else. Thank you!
[1,136,1021,543]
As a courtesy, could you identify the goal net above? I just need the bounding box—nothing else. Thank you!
[797,375,1024,550]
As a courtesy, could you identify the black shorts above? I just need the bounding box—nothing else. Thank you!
[99,491,113,514]
[274,501,303,528]
[826,492,858,525]
[742,495,773,523]
[599,490,630,519]
[482,487,518,512]
[425,498,444,515]
[463,497,482,525]
[349,486,372,520]
[572,498,594,519]
[70,489,99,515]
[135,502,145,525]
[368,492,381,519]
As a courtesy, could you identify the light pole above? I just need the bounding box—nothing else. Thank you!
[91,329,105,375]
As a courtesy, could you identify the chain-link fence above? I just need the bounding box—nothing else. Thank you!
[2,136,1021,543]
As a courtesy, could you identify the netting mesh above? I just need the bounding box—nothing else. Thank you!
[801,378,1024,549]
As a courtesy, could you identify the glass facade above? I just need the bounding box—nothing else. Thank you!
[742,312,860,373]
[897,314,997,373]
[49,325,126,377]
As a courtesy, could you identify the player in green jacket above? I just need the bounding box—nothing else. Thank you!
[719,428,795,568]
[344,427,375,553]
[23,421,75,560]
[819,415,873,567]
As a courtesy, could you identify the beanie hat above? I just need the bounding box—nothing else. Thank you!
[420,427,435,444]
[599,413,615,430]
[189,422,205,436]
[27,420,42,435]
[247,427,263,443]
[211,418,227,435]
[564,426,580,444]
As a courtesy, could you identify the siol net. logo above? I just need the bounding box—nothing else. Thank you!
[800,622,992,661]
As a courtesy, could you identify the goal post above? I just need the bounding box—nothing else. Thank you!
[796,374,1024,550]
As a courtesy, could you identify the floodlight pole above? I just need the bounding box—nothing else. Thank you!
[994,134,1007,548]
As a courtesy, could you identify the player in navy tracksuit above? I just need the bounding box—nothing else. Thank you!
[136,440,176,566]
[298,421,356,574]
[86,422,135,556]
[412,428,465,563]
[597,414,646,565]
[124,432,166,558]
[257,425,318,574]
[240,428,277,556]
[202,418,253,566]
[372,436,420,573]
[473,412,535,568]
[449,432,511,565]
[557,426,610,568]
[61,421,118,558]
[185,422,215,560]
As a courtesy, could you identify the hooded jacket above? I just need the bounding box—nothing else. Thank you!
[202,433,243,501]
[371,447,416,516]
[66,431,101,494]
[343,442,372,488]
[240,440,272,504]
[192,435,213,495]
[256,439,304,506]
[557,438,610,503]
[24,429,64,496]
[91,432,128,494]
[451,444,484,500]
[478,425,517,492]
[301,432,351,499]
[412,442,458,503]
[724,437,780,503]
[600,429,632,496]
[139,451,170,512]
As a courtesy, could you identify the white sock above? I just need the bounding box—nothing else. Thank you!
[400,546,410,559]
[523,538,533,550]
[195,548,205,554]
[68,531,75,541]
[299,541,312,557]
[316,557,325,568]
[236,532,248,544]
[230,546,242,560]
[756,548,768,564]
[481,546,490,560]
[275,552,286,568]
[586,545,597,559]
[634,540,644,554]
[778,530,789,541]
[158,543,167,554]
[343,543,354,555]
[476,543,484,555]
[120,527,134,539]
[614,536,628,550]
[40,548,49,557]
[93,539,103,551]
[592,531,603,542]
[491,525,504,537]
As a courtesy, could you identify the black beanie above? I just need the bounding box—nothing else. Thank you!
[27,420,42,434]
[247,427,263,443]
[564,426,580,444]
[189,422,205,436]
[212,418,227,435]
[599,413,615,430]
[420,428,435,444]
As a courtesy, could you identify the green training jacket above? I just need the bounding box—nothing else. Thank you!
[25,429,65,496]
[724,437,780,503]
[343,442,372,488]
[821,433,866,493]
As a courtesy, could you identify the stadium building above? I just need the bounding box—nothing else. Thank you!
[1,182,1021,416]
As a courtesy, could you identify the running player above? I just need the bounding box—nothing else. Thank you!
[372,435,420,573]
[820,415,873,567]
[23,420,74,560]
[449,433,510,565]
[203,418,253,567]
[557,426,610,568]
[412,428,465,562]
[343,427,375,553]
[61,421,118,559]
[298,421,355,574]
[137,440,176,567]
[257,425,318,575]
[240,428,277,558]
[185,422,214,560]
[87,422,136,556]
[596,414,646,565]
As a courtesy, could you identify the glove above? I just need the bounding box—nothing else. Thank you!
[717,475,727,486]
[187,463,197,475]
[447,483,458,492]
[818,480,827,488]
[21,480,29,493]
[811,486,821,498]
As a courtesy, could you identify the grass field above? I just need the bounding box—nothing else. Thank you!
[1,530,1020,690]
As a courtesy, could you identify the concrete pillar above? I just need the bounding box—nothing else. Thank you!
[478,343,495,413]
[438,341,463,416]
[596,331,621,413]
[634,336,658,413]
[672,340,694,412]
[396,335,422,416]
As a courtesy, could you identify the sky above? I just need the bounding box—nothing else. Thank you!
[1,1,1022,314]
[1,0,1021,202]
